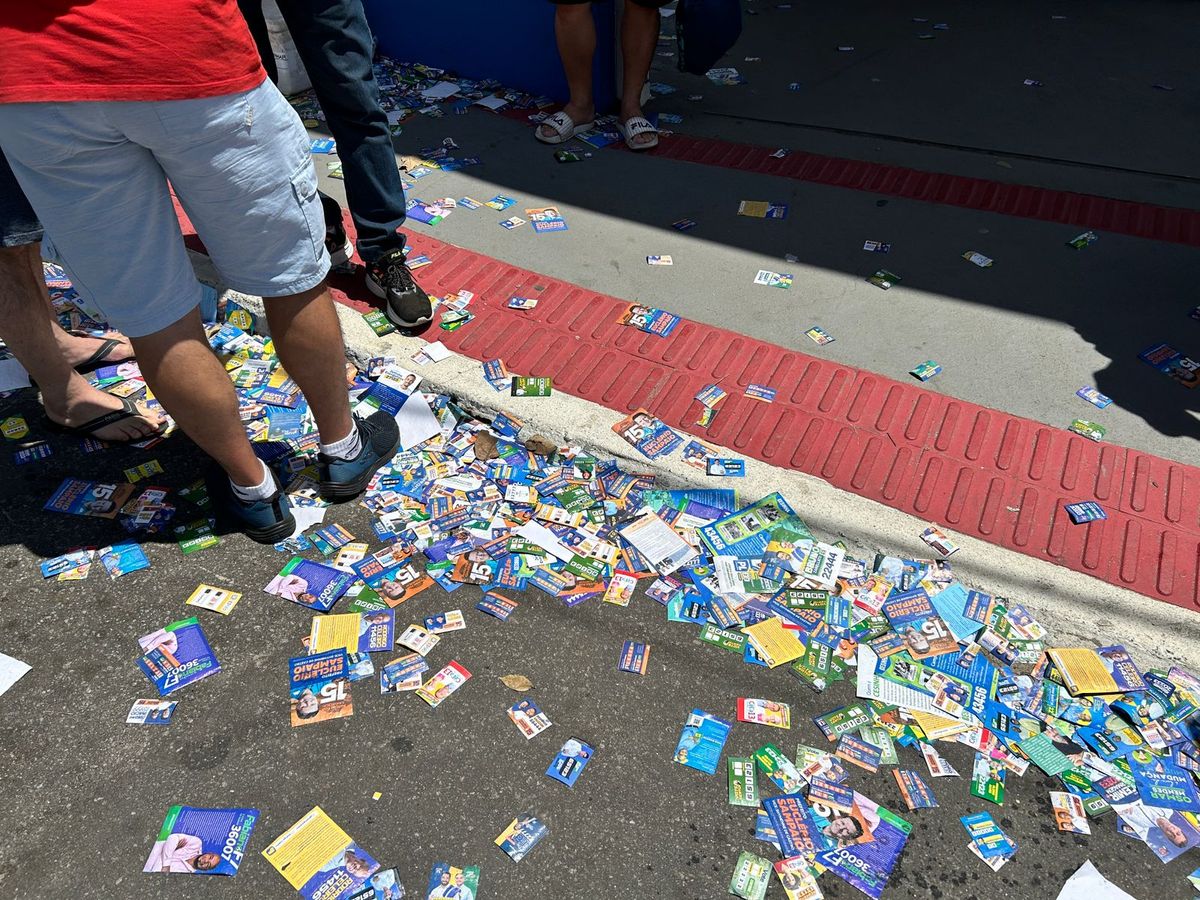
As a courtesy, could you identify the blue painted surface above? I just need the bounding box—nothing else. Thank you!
[361,0,618,110]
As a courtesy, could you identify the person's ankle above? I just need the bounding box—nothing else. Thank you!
[619,105,644,123]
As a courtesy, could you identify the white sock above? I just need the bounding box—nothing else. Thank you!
[230,459,276,502]
[320,423,362,461]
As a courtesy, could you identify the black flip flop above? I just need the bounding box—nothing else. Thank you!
[73,335,131,373]
[44,396,160,441]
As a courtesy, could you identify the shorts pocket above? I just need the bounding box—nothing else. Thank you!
[289,160,323,262]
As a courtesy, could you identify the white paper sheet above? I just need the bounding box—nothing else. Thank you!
[420,82,460,101]
[619,512,694,575]
[396,391,441,451]
[514,521,575,563]
[0,652,31,698]
[1055,861,1135,900]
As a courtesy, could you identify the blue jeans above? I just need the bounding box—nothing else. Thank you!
[0,151,43,247]
[238,0,407,264]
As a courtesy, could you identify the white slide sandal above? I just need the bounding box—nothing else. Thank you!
[618,116,659,150]
[535,110,595,145]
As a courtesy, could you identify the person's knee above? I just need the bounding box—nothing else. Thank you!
[557,3,593,24]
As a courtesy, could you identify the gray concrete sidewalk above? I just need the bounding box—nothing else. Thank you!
[315,107,1200,464]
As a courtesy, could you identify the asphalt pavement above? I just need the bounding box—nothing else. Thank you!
[0,394,1194,900]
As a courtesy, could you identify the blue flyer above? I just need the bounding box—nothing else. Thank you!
[268,557,356,612]
[143,805,259,875]
[546,737,594,787]
[673,708,733,775]
[99,541,151,579]
[137,617,221,696]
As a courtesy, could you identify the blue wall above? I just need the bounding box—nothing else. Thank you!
[361,0,618,110]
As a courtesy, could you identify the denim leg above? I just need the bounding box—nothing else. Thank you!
[277,0,407,263]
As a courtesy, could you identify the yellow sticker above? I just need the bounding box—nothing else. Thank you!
[372,792,382,801]
[1,416,29,440]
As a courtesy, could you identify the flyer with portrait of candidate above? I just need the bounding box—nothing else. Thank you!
[263,806,380,899]
[143,805,259,876]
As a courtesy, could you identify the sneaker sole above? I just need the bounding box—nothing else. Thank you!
[320,430,403,502]
[365,276,434,329]
[242,512,299,545]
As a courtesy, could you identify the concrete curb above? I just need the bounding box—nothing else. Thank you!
[210,256,1200,674]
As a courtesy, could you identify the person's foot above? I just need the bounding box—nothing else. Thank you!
[366,248,433,329]
[619,107,658,148]
[45,384,165,442]
[205,465,296,544]
[318,411,401,501]
[537,101,595,142]
[320,192,354,272]
[59,328,135,370]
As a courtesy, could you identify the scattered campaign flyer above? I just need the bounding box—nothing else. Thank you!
[425,863,479,900]
[737,200,789,219]
[615,303,680,338]
[728,757,759,807]
[416,661,471,707]
[961,811,1016,859]
[263,806,380,898]
[507,295,538,310]
[836,734,883,773]
[485,194,516,210]
[1066,501,1107,524]
[546,737,593,787]
[743,618,805,668]
[1114,801,1200,862]
[397,624,440,656]
[495,814,547,863]
[127,698,178,725]
[508,698,552,739]
[673,709,732,775]
[706,458,745,477]
[970,752,1007,804]
[881,588,958,659]
[267,557,355,612]
[499,216,526,230]
[526,207,568,234]
[744,383,777,402]
[143,805,259,876]
[1139,343,1198,388]
[619,513,695,576]
[612,408,683,459]
[352,551,434,607]
[763,794,825,856]
[1076,386,1113,408]
[753,744,807,793]
[867,269,900,290]
[348,867,404,900]
[618,640,650,675]
[137,617,221,696]
[774,857,822,900]
[805,326,835,345]
[816,802,911,899]
[728,851,771,900]
[893,769,938,810]
[737,698,791,729]
[424,610,466,633]
[380,653,427,693]
[753,270,793,289]
[1050,791,1091,834]
[477,591,518,621]
[186,584,242,616]
[44,478,134,518]
[289,649,352,727]
[919,525,958,556]
[511,375,552,397]
[99,541,150,578]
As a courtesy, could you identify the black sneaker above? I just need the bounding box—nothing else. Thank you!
[366,247,433,328]
[319,192,353,271]
[318,411,401,501]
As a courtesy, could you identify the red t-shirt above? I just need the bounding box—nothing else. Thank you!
[0,1,265,103]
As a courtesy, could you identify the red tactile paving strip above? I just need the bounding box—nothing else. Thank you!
[632,136,1200,246]
[178,202,1200,608]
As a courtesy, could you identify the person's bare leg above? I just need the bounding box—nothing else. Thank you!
[128,306,264,485]
[262,283,355,445]
[0,244,161,440]
[539,3,597,140]
[619,0,660,146]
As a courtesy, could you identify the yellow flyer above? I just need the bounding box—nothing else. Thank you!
[309,613,361,655]
[743,618,805,668]
[262,806,380,895]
